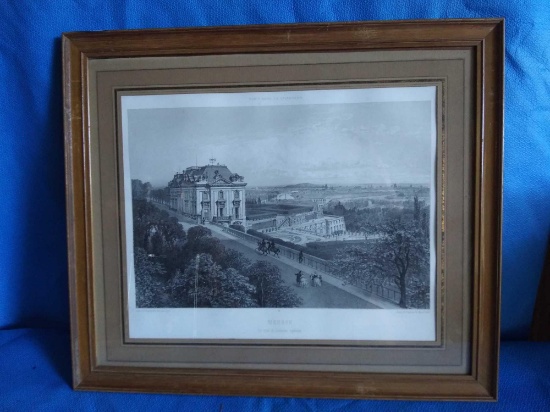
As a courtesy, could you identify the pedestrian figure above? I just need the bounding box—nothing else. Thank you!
[295,271,303,285]
[311,272,321,287]
[298,251,304,264]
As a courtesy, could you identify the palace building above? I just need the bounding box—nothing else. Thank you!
[168,160,246,225]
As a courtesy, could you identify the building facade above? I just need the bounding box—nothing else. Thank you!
[291,215,346,236]
[266,214,345,236]
[168,163,246,225]
[250,198,346,237]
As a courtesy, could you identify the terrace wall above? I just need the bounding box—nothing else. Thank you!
[220,226,400,304]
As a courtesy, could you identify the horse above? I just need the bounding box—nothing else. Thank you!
[257,241,269,256]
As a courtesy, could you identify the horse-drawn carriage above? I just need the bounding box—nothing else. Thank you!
[257,239,280,257]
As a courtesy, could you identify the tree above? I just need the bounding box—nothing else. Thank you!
[132,199,186,253]
[219,248,251,273]
[161,243,187,277]
[420,207,429,239]
[132,200,189,301]
[134,247,167,307]
[132,179,152,200]
[187,225,212,243]
[150,230,164,256]
[183,233,226,264]
[333,202,346,216]
[332,218,430,308]
[150,187,170,204]
[413,195,421,222]
[246,261,303,308]
[171,254,256,308]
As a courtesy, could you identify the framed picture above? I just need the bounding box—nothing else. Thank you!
[63,19,503,399]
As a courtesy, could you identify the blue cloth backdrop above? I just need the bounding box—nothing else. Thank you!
[1,1,549,410]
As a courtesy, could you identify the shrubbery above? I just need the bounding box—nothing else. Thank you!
[132,199,302,308]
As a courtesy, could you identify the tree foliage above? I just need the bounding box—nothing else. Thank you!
[171,254,256,308]
[133,199,186,255]
[183,234,226,264]
[219,248,252,273]
[132,199,303,309]
[187,225,212,243]
[132,179,152,200]
[150,187,171,204]
[333,217,430,308]
[134,247,168,307]
[246,261,303,308]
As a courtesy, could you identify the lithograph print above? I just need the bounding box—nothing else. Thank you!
[121,86,437,341]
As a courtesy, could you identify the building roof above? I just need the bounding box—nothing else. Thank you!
[169,164,245,187]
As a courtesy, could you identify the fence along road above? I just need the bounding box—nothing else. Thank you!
[220,226,400,309]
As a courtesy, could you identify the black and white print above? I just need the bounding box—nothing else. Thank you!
[122,87,437,341]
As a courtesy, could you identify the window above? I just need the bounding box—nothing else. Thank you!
[219,191,224,199]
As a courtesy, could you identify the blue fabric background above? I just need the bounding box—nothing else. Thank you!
[1,1,549,410]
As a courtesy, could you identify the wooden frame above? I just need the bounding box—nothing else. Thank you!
[63,19,503,400]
